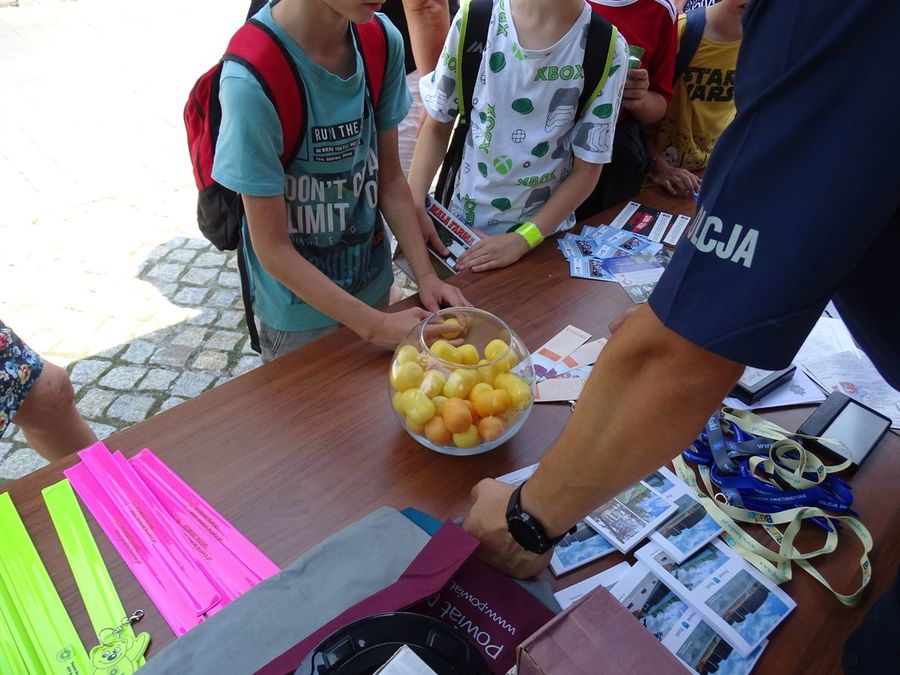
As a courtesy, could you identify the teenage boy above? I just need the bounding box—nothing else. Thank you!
[409,0,628,272]
[213,0,468,361]
[649,0,744,196]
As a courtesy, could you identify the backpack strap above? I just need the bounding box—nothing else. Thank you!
[434,0,491,205]
[353,15,389,110]
[578,15,617,119]
[245,0,269,21]
[223,17,306,355]
[455,0,492,125]
[674,8,707,84]
[224,19,307,168]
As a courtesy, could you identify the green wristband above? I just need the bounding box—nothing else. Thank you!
[515,221,544,249]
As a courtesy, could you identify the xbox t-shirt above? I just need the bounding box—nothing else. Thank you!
[420,0,627,236]
[212,7,411,332]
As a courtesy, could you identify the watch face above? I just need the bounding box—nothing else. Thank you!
[508,515,546,554]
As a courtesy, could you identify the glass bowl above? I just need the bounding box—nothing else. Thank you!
[388,307,534,456]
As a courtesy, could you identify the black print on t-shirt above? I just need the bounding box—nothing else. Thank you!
[311,118,363,162]
[683,67,735,103]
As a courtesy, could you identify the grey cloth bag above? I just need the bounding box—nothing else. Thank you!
[140,507,431,674]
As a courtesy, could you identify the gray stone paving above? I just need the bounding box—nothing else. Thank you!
[0,238,261,481]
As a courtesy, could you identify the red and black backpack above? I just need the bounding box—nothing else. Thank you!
[183,6,388,350]
[184,16,389,251]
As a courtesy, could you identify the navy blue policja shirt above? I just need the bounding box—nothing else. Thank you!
[649,0,900,388]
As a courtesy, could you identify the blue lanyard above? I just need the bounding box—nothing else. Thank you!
[684,416,856,531]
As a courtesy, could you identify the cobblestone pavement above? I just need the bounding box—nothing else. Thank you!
[0,242,260,481]
[0,0,417,484]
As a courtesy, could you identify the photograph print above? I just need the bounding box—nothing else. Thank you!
[587,481,677,552]
[660,544,731,591]
[590,499,645,543]
[619,482,673,521]
[704,570,791,648]
[652,494,723,562]
[643,469,676,495]
[676,621,765,675]
[550,521,615,575]
[589,258,606,279]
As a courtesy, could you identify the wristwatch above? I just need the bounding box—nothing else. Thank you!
[505,483,576,554]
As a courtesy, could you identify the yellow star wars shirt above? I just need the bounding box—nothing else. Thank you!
[653,13,740,171]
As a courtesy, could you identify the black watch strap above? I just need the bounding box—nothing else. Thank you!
[505,483,576,554]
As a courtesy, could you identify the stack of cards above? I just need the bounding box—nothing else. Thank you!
[613,562,767,674]
[559,224,669,303]
[609,201,692,246]
[559,225,662,260]
[531,325,592,380]
[603,254,666,304]
[550,521,617,576]
[560,225,663,280]
[646,468,723,563]
[499,460,796,672]
[584,480,678,553]
[529,326,607,403]
[635,540,795,659]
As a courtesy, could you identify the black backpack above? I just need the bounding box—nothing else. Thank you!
[434,0,616,210]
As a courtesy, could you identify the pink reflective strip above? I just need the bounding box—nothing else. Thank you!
[64,443,279,636]
[130,450,280,580]
[130,456,258,603]
[73,443,219,626]
[64,456,198,635]
[107,450,220,615]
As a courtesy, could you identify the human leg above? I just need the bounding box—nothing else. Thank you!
[11,360,97,463]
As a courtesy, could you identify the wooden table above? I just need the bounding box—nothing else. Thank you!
[3,187,898,673]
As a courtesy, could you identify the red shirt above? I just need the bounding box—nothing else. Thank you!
[589,0,677,103]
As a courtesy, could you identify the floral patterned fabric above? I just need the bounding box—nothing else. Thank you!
[0,321,44,437]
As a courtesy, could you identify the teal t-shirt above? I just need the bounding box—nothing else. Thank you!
[212,7,411,331]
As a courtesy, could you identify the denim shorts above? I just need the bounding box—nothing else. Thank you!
[0,321,44,437]
[256,292,391,362]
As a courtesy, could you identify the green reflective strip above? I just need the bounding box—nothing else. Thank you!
[456,0,472,124]
[0,592,29,675]
[579,26,619,119]
[0,492,90,674]
[43,479,143,668]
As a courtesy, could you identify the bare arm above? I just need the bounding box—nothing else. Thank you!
[401,0,450,76]
[622,68,669,125]
[407,114,456,253]
[377,127,470,309]
[530,159,603,238]
[457,158,604,272]
[463,303,744,577]
[407,115,454,204]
